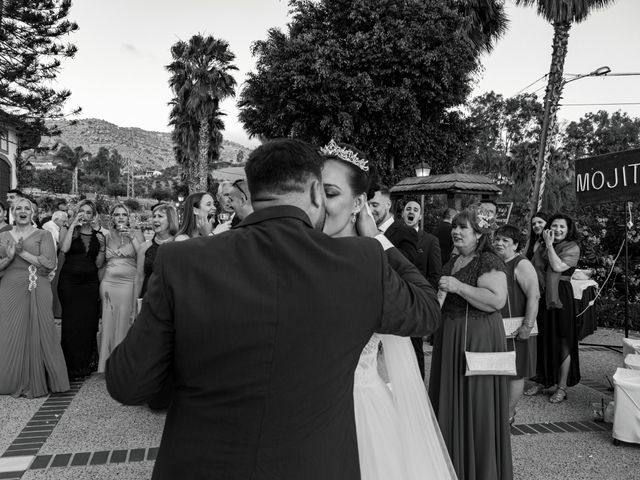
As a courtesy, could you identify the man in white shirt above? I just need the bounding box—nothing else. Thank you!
[42,211,68,249]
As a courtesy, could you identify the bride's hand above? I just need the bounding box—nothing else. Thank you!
[356,203,379,238]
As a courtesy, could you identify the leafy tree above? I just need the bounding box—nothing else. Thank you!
[37,167,71,193]
[167,34,238,193]
[124,197,140,212]
[105,182,126,198]
[514,0,615,219]
[84,147,123,183]
[238,0,506,184]
[0,0,79,135]
[51,144,90,195]
[149,187,173,202]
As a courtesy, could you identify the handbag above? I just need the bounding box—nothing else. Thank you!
[502,282,538,338]
[464,304,516,376]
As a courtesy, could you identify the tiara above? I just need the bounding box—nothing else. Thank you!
[320,139,369,172]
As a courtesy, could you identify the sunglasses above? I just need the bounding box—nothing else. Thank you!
[232,179,248,200]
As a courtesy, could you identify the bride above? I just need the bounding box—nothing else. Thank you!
[320,140,457,480]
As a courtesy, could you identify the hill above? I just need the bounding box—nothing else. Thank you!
[25,118,252,172]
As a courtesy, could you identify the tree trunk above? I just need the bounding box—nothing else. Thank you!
[529,22,571,221]
[195,120,209,193]
[71,165,78,195]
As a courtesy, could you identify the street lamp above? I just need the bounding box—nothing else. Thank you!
[414,161,431,230]
[532,65,611,217]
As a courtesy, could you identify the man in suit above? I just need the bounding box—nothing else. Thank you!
[402,201,442,288]
[106,139,440,480]
[433,207,457,266]
[368,184,418,263]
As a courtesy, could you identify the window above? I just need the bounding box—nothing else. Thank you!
[0,129,8,153]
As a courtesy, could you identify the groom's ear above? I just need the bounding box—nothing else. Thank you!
[309,179,324,209]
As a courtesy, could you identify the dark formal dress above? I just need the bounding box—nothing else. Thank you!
[0,230,69,397]
[140,238,161,298]
[429,251,513,480]
[433,221,454,266]
[533,241,581,388]
[58,230,103,379]
[106,205,440,480]
[501,254,536,378]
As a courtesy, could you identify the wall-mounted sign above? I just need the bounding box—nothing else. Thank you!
[495,202,513,225]
[575,148,640,205]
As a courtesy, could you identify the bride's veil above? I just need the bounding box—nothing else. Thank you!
[380,334,458,480]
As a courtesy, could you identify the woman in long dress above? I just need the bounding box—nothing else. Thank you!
[429,207,512,480]
[320,140,456,480]
[58,199,106,380]
[97,203,143,372]
[0,198,69,398]
[494,224,540,424]
[524,213,581,403]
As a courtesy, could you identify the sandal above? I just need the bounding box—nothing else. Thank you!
[524,384,543,396]
[549,386,567,404]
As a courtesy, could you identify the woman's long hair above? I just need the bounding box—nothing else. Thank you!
[525,211,549,259]
[547,212,579,243]
[152,203,179,236]
[176,192,208,238]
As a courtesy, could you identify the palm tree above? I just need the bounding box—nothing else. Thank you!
[458,0,509,53]
[167,34,237,193]
[515,0,615,218]
[51,144,90,195]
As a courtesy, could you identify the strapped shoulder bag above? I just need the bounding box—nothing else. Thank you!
[502,274,538,338]
[464,304,517,376]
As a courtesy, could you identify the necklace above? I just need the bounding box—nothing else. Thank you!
[451,253,476,275]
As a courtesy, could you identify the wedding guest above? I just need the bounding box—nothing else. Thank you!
[402,200,442,287]
[6,189,23,225]
[42,211,69,249]
[0,198,70,397]
[524,213,581,403]
[175,192,218,241]
[0,201,11,233]
[58,199,106,380]
[368,185,418,263]
[433,208,456,265]
[525,211,548,260]
[98,203,144,373]
[216,180,236,225]
[135,203,178,300]
[494,224,540,424]
[229,178,253,221]
[429,206,512,480]
[320,141,455,479]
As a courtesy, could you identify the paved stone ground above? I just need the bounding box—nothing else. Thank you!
[1,328,639,479]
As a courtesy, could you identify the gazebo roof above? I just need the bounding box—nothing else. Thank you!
[390,173,502,196]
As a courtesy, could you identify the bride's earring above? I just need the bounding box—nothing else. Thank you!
[351,212,357,223]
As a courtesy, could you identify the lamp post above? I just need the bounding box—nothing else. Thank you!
[531,66,610,218]
[414,161,431,230]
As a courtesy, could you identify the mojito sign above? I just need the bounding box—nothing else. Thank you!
[575,148,640,205]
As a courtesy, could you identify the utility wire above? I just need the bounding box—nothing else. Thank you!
[513,73,548,96]
[560,102,640,106]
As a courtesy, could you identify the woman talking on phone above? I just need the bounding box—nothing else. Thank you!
[58,199,106,380]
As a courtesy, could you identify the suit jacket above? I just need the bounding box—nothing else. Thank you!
[106,205,440,480]
[382,219,418,264]
[415,230,442,288]
[433,220,454,266]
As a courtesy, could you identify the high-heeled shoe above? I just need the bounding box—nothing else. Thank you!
[549,386,567,403]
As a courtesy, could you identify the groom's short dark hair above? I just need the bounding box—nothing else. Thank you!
[245,139,323,198]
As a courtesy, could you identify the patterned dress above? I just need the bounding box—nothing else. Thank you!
[429,251,512,480]
[0,230,69,397]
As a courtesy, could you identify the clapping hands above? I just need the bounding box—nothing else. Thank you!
[542,229,554,247]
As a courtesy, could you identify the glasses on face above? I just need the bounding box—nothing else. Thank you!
[232,179,248,200]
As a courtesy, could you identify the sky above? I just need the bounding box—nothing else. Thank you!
[55,0,640,147]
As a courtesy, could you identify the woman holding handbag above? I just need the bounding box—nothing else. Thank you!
[494,224,540,425]
[429,206,512,480]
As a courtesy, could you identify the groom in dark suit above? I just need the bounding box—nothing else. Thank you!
[105,139,440,480]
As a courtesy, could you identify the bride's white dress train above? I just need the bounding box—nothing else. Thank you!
[354,333,457,480]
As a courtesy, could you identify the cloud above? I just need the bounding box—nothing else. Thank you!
[122,43,143,57]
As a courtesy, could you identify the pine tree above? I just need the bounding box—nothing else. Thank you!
[0,0,79,135]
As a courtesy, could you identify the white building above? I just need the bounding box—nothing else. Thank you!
[0,112,41,203]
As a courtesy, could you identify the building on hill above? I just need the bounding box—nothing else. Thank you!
[0,112,41,203]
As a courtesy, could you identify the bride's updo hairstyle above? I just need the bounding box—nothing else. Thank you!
[320,140,377,199]
[452,205,496,255]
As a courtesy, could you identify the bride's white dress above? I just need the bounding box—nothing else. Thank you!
[354,333,457,480]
